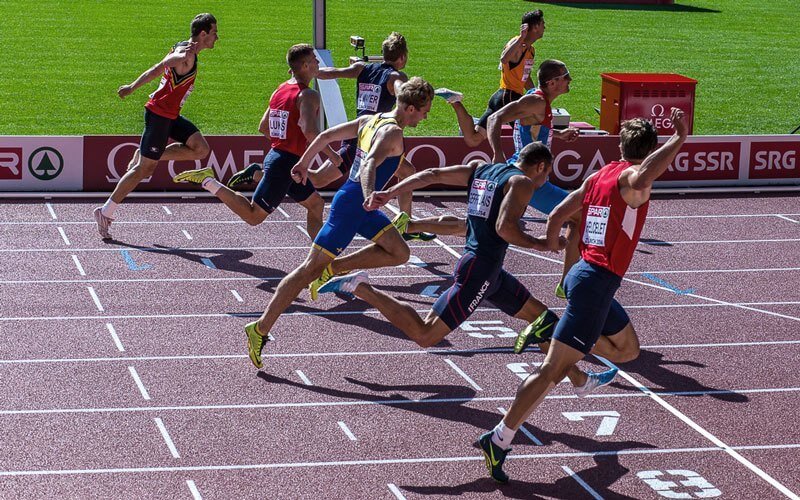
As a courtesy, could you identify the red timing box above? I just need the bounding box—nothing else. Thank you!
[0,147,23,180]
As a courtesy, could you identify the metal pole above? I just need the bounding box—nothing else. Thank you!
[313,0,325,49]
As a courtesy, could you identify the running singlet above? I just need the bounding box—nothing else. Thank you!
[510,88,552,162]
[499,36,535,96]
[465,162,524,261]
[146,41,197,120]
[356,63,398,117]
[580,161,648,277]
[266,81,308,157]
[344,114,402,196]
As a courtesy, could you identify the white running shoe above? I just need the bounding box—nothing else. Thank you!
[574,368,618,398]
[434,88,463,104]
[318,271,369,294]
[93,207,113,240]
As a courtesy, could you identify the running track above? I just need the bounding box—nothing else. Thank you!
[0,193,798,499]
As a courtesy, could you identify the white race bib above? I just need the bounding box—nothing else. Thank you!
[268,109,289,140]
[357,83,381,112]
[583,205,610,246]
[467,179,497,219]
[522,59,534,82]
[348,148,366,182]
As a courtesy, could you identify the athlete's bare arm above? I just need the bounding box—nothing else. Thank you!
[487,94,546,163]
[365,163,477,210]
[118,42,197,99]
[292,115,369,184]
[358,126,404,200]
[496,175,551,250]
[553,127,580,142]
[297,88,343,166]
[500,27,528,65]
[387,71,409,97]
[546,177,590,251]
[316,62,365,80]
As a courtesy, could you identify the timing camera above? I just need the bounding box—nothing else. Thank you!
[350,35,367,62]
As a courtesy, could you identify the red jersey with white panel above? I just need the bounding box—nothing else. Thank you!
[145,42,198,120]
[579,161,649,277]
[266,81,308,157]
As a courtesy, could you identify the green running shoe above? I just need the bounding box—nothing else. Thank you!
[478,431,510,484]
[173,166,215,184]
[391,211,410,235]
[513,309,559,354]
[245,321,270,369]
[555,282,566,299]
[227,163,262,189]
[308,264,335,301]
[403,231,437,241]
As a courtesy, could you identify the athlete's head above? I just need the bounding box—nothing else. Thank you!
[516,141,553,186]
[382,32,408,69]
[619,118,658,162]
[287,44,319,79]
[396,77,434,127]
[191,13,218,49]
[522,10,545,42]
[538,59,571,95]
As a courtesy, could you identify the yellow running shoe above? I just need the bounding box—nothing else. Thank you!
[391,211,410,235]
[555,282,566,299]
[308,264,335,301]
[245,321,270,369]
[173,167,215,184]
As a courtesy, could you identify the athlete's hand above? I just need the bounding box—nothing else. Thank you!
[177,41,198,56]
[540,235,567,252]
[671,107,688,139]
[291,162,309,184]
[117,84,134,99]
[329,152,343,168]
[519,24,529,39]
[559,127,580,142]
[364,190,391,211]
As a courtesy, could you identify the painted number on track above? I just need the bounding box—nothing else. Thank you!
[637,470,721,498]
[506,362,568,383]
[562,411,620,436]
[460,320,516,338]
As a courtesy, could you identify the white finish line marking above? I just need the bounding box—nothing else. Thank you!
[277,207,290,218]
[128,366,150,400]
[498,407,542,445]
[162,206,172,215]
[388,484,407,500]
[86,286,104,311]
[296,370,313,386]
[71,254,86,276]
[230,290,244,302]
[45,203,57,219]
[154,418,181,459]
[57,227,70,245]
[776,214,799,223]
[186,480,202,499]
[295,224,309,238]
[337,421,357,441]
[561,465,603,500]
[182,230,193,240]
[105,323,125,352]
[443,358,482,391]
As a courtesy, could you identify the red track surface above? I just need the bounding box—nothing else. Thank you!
[0,194,798,499]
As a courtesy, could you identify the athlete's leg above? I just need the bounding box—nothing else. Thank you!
[160,131,210,162]
[308,158,344,189]
[214,185,270,226]
[560,211,582,288]
[110,155,159,203]
[406,215,466,236]
[394,159,415,216]
[449,101,487,147]
[297,192,325,239]
[591,321,640,364]
[330,220,410,275]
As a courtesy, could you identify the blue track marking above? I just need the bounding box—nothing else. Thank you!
[421,285,441,298]
[641,272,695,295]
[201,258,217,269]
[120,250,151,271]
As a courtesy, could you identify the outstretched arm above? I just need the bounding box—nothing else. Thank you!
[546,179,588,251]
[625,107,688,191]
[487,94,543,163]
[118,43,197,99]
[364,163,478,210]
[317,61,365,80]
[496,175,551,250]
[297,89,342,166]
[292,116,365,184]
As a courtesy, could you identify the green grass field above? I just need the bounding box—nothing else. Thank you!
[1,1,798,136]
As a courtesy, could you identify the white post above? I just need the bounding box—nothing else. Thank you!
[313,0,325,49]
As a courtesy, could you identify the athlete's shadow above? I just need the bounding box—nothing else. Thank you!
[400,453,636,499]
[621,349,749,403]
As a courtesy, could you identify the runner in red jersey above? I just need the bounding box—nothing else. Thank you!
[93,13,218,240]
[478,108,688,484]
[170,44,341,239]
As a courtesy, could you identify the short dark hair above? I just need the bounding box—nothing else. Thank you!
[517,141,553,167]
[287,43,316,71]
[397,76,434,109]
[620,118,658,161]
[522,10,544,28]
[191,13,217,37]
[537,59,567,88]
[382,32,407,63]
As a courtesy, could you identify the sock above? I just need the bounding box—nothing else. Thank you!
[201,177,223,195]
[101,200,118,218]
[490,420,516,450]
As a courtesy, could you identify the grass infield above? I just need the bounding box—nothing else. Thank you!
[1,0,797,136]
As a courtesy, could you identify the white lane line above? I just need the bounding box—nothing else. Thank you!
[45,203,57,219]
[71,254,86,276]
[382,204,463,258]
[105,323,125,352]
[509,246,565,265]
[295,370,313,386]
[181,230,193,240]
[337,421,357,441]
[498,407,543,445]
[57,227,70,245]
[0,444,799,477]
[154,418,181,459]
[162,206,172,215]
[649,213,800,220]
[230,290,244,302]
[127,366,151,400]
[598,358,800,500]
[443,358,482,391]
[86,286,104,311]
[295,224,309,238]
[186,480,202,500]
[277,207,290,218]
[776,215,799,223]
[388,484,407,500]
[561,465,604,500]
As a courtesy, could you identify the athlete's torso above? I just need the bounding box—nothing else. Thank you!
[510,88,552,162]
[465,162,524,261]
[266,81,308,157]
[342,113,403,199]
[356,63,398,117]
[145,41,197,120]
[499,37,535,95]
[580,161,649,277]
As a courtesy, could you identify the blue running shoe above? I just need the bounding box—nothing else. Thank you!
[574,367,618,398]
[513,309,559,354]
[478,431,510,484]
[434,88,463,104]
[317,271,369,295]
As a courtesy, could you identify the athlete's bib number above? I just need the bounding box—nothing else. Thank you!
[522,59,534,82]
[268,109,289,140]
[348,148,366,182]
[583,205,610,246]
[357,83,381,112]
[467,179,496,219]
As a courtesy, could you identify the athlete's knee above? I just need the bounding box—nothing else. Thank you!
[188,136,210,158]
[612,324,640,363]
[391,241,411,265]
[537,359,571,384]
[131,159,157,178]
[304,194,325,216]
[243,211,267,226]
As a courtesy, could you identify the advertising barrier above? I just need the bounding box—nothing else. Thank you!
[0,136,84,191]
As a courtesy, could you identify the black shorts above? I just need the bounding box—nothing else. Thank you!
[432,252,531,330]
[476,88,523,131]
[140,108,200,160]
[335,138,358,176]
[252,148,316,213]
